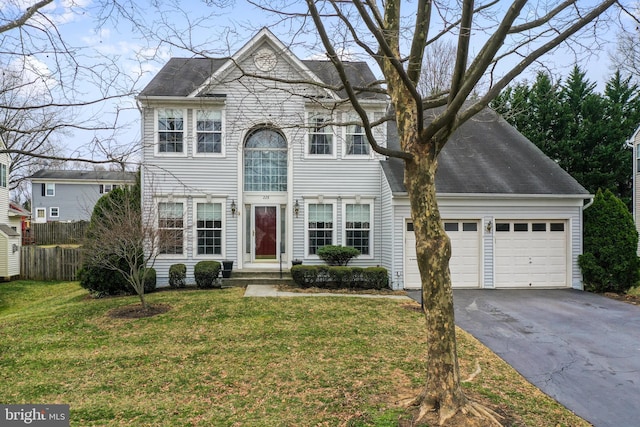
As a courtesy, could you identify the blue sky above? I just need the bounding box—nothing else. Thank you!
[20,0,628,166]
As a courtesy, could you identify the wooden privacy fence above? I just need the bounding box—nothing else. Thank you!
[20,246,83,281]
[28,222,88,246]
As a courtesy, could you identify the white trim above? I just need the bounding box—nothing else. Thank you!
[189,28,339,101]
[304,199,337,259]
[155,197,188,260]
[342,118,373,160]
[49,207,59,218]
[35,208,46,223]
[304,111,336,160]
[192,198,226,260]
[45,183,55,197]
[154,108,188,157]
[341,198,374,260]
[192,107,226,158]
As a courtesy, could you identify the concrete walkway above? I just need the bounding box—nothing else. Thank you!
[244,284,411,300]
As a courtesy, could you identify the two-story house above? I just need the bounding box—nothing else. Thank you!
[138,28,591,289]
[29,170,137,223]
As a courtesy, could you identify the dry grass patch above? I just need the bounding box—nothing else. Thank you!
[0,282,589,426]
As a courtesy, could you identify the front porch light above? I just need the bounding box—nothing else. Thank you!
[294,199,300,218]
[230,199,237,216]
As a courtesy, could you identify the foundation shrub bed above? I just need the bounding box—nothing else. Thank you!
[291,265,388,289]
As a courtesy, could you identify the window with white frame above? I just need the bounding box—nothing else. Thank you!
[50,207,59,218]
[42,183,55,197]
[99,184,120,194]
[158,202,184,254]
[36,208,46,220]
[196,202,223,255]
[244,128,288,192]
[0,164,6,188]
[308,114,333,155]
[157,108,184,153]
[196,110,223,154]
[345,119,369,156]
[308,203,333,255]
[345,203,371,255]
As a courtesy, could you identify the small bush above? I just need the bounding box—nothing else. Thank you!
[194,261,222,289]
[143,268,157,293]
[169,264,187,288]
[317,245,360,266]
[291,265,389,289]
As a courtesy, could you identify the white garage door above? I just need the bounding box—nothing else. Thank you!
[404,220,481,289]
[494,220,568,288]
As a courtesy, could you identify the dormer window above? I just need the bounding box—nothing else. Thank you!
[157,108,184,153]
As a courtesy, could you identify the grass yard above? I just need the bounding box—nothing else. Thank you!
[0,281,589,426]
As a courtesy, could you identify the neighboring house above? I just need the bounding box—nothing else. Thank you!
[0,139,21,280]
[631,125,640,254]
[29,170,137,223]
[138,28,592,289]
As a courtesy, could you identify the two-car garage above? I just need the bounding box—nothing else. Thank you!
[403,219,569,289]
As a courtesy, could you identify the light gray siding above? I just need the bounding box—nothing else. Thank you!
[31,182,104,221]
[388,197,586,290]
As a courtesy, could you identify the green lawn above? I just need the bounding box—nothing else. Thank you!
[0,281,589,426]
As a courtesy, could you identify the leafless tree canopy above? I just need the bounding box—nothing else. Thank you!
[0,0,143,189]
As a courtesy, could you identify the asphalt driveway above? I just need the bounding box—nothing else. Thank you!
[409,289,640,427]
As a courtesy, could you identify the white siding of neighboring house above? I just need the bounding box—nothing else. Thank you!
[380,169,394,287]
[0,147,20,278]
[388,195,587,290]
[633,126,640,255]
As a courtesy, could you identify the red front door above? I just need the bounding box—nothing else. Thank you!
[255,206,277,260]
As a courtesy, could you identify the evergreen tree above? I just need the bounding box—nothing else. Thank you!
[579,189,639,293]
[493,67,640,210]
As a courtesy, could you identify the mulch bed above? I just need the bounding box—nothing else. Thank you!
[107,303,172,319]
[604,292,640,305]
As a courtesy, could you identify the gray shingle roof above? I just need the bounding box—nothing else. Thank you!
[29,170,137,182]
[139,57,386,100]
[382,108,589,195]
[0,224,19,237]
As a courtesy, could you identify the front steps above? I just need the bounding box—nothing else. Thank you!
[222,269,295,287]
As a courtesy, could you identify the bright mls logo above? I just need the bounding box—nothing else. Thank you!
[1,405,69,426]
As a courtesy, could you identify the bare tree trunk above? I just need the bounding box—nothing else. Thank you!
[404,149,468,423]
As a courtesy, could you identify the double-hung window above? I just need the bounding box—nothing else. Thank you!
[345,120,369,156]
[308,115,333,156]
[158,202,184,255]
[196,202,223,255]
[345,203,371,255]
[196,110,223,154]
[42,183,55,197]
[308,203,333,255]
[50,207,59,218]
[157,108,184,153]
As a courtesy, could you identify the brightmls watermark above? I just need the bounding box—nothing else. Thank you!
[1,405,69,426]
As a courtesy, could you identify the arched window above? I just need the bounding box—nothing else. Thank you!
[244,128,287,192]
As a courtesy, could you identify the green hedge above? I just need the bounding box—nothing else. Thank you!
[290,265,388,289]
[194,261,222,289]
[317,245,360,266]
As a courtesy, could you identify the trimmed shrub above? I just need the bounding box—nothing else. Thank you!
[143,268,157,293]
[317,245,360,266]
[579,189,640,293]
[291,265,389,289]
[194,261,222,289]
[169,263,187,288]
